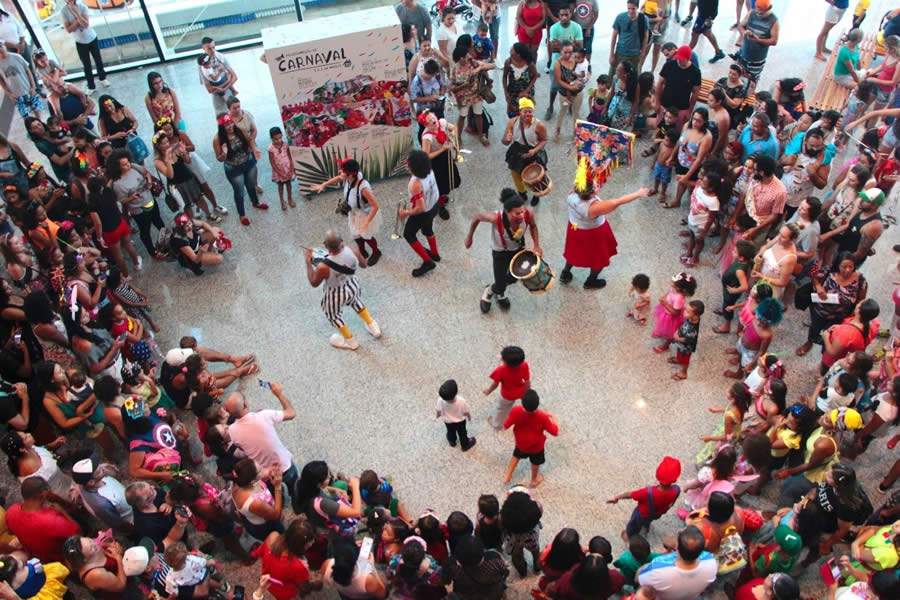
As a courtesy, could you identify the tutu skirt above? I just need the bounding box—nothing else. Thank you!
[652,305,685,339]
[563,221,618,271]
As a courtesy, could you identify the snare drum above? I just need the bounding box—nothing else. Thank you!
[509,249,555,294]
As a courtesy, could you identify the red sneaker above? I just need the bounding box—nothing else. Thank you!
[240,216,251,226]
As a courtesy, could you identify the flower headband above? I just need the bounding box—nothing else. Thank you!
[151,132,165,146]
[26,162,43,179]
[155,116,173,128]
[217,113,232,126]
[672,271,694,284]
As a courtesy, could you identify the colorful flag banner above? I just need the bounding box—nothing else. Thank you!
[573,120,636,190]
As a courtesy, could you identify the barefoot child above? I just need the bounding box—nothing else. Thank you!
[436,378,476,451]
[712,239,755,334]
[586,75,612,124]
[652,272,697,353]
[649,130,678,203]
[607,456,682,539]
[627,273,652,325]
[502,389,558,488]
[668,300,704,380]
[642,106,679,158]
[485,346,530,430]
[268,126,295,210]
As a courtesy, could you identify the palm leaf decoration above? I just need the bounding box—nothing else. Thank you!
[295,134,411,194]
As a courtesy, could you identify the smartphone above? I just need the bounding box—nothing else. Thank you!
[258,379,271,390]
[174,505,191,519]
[13,332,21,344]
[357,536,374,573]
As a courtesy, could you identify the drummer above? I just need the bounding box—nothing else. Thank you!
[463,188,542,313]
[561,157,648,289]
[311,158,382,266]
[419,109,461,221]
[502,97,549,207]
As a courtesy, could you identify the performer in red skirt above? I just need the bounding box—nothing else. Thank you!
[561,157,648,289]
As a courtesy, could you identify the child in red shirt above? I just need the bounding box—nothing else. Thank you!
[502,389,558,488]
[607,456,682,539]
[485,345,530,431]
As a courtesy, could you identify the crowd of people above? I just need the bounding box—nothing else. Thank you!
[0,0,896,599]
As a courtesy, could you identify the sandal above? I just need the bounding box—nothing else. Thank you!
[480,135,490,146]
[795,343,812,357]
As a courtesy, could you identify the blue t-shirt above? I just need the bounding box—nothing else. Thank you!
[613,12,648,57]
[784,131,837,165]
[833,0,849,9]
[739,125,780,161]
[472,34,494,60]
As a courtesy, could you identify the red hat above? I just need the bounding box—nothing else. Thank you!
[656,456,682,485]
[674,45,692,62]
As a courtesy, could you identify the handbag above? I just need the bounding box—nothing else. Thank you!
[147,175,165,197]
[477,72,496,104]
[126,133,149,164]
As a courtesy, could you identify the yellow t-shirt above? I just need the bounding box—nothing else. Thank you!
[643,1,659,17]
[854,0,870,17]
[770,427,801,458]
[864,525,899,570]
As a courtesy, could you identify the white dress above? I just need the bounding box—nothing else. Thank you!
[18,446,74,500]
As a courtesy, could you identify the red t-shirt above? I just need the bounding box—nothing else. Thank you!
[503,406,559,453]
[252,540,311,600]
[5,503,80,563]
[490,361,531,401]
[629,484,680,519]
[735,577,766,600]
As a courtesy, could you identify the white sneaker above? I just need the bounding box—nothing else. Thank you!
[329,333,359,350]
[100,79,111,88]
[135,256,143,271]
[364,320,381,338]
[214,205,229,215]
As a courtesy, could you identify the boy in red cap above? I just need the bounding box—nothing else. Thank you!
[607,456,682,539]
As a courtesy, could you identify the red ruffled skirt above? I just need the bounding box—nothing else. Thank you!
[563,220,618,270]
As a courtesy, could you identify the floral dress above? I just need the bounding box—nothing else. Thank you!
[450,57,480,108]
[386,553,444,599]
[606,77,633,130]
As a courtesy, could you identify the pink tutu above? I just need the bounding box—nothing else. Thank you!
[652,305,685,339]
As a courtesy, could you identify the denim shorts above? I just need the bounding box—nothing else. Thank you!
[653,161,673,184]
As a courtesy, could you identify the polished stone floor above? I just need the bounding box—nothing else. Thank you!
[6,1,900,598]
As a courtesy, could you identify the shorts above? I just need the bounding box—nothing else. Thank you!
[653,161,673,184]
[692,15,715,35]
[513,447,546,465]
[15,94,42,118]
[688,221,706,237]
[101,218,131,246]
[457,100,484,117]
[675,162,699,181]
[736,337,759,368]
[675,350,692,366]
[825,5,846,24]
[625,507,656,537]
[651,15,669,44]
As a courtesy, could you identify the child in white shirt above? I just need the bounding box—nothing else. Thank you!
[816,372,858,413]
[436,379,476,451]
[573,48,590,87]
[163,541,223,597]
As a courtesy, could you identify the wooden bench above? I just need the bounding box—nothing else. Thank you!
[696,77,756,108]
[809,31,878,112]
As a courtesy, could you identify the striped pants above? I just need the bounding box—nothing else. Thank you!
[321,278,365,328]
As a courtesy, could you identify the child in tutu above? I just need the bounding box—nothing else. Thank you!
[652,272,697,353]
[725,298,784,379]
[627,273,651,325]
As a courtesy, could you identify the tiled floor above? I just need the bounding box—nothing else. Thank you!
[6,2,900,598]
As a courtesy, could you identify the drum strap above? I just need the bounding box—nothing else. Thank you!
[323,258,356,275]
[517,117,534,149]
[497,210,526,251]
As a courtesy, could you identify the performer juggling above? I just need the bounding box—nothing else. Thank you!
[418,110,461,221]
[502,97,548,207]
[304,230,381,351]
[561,157,648,289]
[464,188,542,313]
[400,149,441,278]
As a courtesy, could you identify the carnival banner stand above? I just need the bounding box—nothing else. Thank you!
[262,7,413,193]
[573,120,635,189]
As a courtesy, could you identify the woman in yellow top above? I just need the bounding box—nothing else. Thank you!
[774,408,863,505]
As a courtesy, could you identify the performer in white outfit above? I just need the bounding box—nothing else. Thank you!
[304,230,381,351]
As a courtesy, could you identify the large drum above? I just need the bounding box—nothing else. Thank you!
[521,163,553,197]
[510,249,554,293]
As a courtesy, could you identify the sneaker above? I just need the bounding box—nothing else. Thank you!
[214,205,229,215]
[427,250,441,262]
[411,260,436,277]
[206,213,222,223]
[329,333,359,350]
[461,437,477,452]
[367,249,382,266]
[253,202,269,210]
[364,320,382,339]
[135,256,143,271]
[584,277,607,289]
[480,286,493,313]
[530,195,540,207]
[100,79,111,88]
[240,216,251,226]
[680,15,693,26]
[543,108,554,120]
[438,206,450,220]
[709,50,726,63]
[496,294,511,310]
[560,269,573,284]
